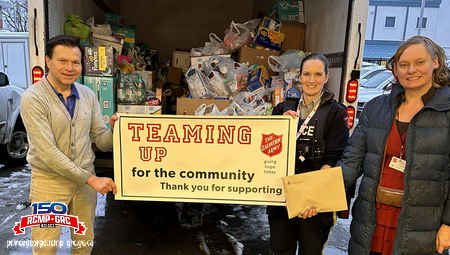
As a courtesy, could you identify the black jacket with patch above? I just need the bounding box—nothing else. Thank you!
[272,90,349,173]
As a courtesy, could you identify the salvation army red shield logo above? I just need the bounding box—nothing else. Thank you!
[261,133,283,157]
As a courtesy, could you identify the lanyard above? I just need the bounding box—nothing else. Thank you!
[296,96,321,140]
[396,109,407,159]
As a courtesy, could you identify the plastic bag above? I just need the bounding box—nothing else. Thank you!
[244,19,261,38]
[220,107,237,116]
[194,104,220,116]
[201,56,233,77]
[201,33,229,56]
[134,70,153,91]
[208,70,229,97]
[247,103,273,116]
[201,56,243,96]
[232,63,249,90]
[224,21,252,52]
[91,24,112,36]
[268,50,306,73]
[64,15,91,43]
[229,101,246,116]
[185,67,213,99]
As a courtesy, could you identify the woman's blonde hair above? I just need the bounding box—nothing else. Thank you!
[386,35,449,87]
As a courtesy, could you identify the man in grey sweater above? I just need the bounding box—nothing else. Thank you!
[20,35,117,255]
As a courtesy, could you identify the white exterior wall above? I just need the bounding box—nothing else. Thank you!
[366,0,450,58]
[365,5,376,40]
[372,6,407,41]
[404,7,439,40]
[434,0,450,58]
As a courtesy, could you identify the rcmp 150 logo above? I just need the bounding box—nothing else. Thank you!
[12,202,86,235]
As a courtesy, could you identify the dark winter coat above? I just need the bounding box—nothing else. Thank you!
[337,84,450,254]
[272,90,349,172]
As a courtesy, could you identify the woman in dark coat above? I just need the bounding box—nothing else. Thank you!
[268,54,349,255]
[337,36,450,254]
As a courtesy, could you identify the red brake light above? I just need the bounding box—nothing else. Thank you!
[346,79,358,103]
[347,106,355,128]
[32,66,44,84]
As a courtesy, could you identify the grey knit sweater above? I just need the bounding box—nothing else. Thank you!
[20,78,113,186]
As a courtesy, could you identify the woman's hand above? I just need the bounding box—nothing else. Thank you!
[283,110,298,119]
[436,224,450,253]
[298,206,318,219]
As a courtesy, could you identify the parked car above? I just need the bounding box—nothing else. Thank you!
[357,70,395,118]
[0,72,28,166]
[362,61,378,68]
[360,66,386,83]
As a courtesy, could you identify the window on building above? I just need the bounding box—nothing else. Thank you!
[384,17,395,27]
[385,16,396,28]
[416,17,428,29]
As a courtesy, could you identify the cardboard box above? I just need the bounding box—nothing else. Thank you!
[269,1,305,23]
[247,65,271,94]
[237,47,280,75]
[190,54,231,69]
[261,17,281,31]
[173,51,191,73]
[273,87,284,106]
[84,46,114,76]
[281,22,306,51]
[278,12,305,23]
[269,0,304,14]
[160,65,182,85]
[111,25,136,49]
[75,76,83,84]
[155,81,164,101]
[176,97,231,115]
[92,33,124,54]
[84,76,117,128]
[117,105,162,115]
[255,26,285,51]
[84,46,114,77]
[105,13,125,25]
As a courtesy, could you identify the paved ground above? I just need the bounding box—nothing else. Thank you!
[0,164,351,254]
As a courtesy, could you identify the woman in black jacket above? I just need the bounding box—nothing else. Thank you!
[337,36,450,254]
[267,54,349,255]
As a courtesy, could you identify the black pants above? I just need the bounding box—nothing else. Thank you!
[267,206,334,255]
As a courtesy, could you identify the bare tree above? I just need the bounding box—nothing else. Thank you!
[2,0,28,32]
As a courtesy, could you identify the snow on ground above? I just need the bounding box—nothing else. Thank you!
[1,164,355,254]
[225,233,244,255]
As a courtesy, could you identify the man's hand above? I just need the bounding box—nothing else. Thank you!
[321,164,332,170]
[283,110,298,119]
[436,224,450,253]
[86,175,117,195]
[298,206,318,219]
[110,113,118,133]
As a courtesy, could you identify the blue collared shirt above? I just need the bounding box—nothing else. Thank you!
[46,76,79,118]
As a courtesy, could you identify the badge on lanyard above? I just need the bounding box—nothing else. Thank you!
[389,156,406,173]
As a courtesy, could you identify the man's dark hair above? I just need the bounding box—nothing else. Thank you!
[45,35,83,58]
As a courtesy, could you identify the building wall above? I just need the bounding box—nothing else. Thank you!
[434,0,450,58]
[403,7,439,40]
[372,6,406,40]
[365,5,376,40]
[366,0,450,58]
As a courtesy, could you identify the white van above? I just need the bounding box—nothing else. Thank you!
[27,0,369,131]
[0,32,30,89]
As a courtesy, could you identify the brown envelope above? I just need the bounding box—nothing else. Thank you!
[282,167,348,219]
